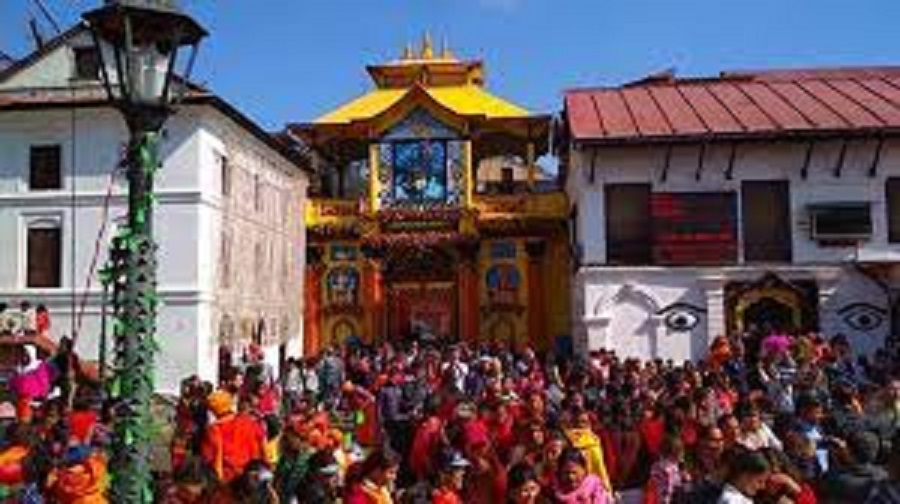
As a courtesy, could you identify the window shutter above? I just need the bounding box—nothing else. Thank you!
[29,145,62,190]
[27,227,61,288]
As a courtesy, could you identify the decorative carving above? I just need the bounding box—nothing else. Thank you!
[326,267,360,305]
[486,264,521,305]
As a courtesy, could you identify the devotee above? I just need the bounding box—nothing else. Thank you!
[430,451,469,504]
[818,430,888,503]
[552,447,614,504]
[717,449,771,504]
[201,391,267,483]
[344,450,400,504]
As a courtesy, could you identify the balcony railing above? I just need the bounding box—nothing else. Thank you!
[474,192,568,220]
[306,199,360,228]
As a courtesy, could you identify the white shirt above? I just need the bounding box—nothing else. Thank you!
[717,484,754,504]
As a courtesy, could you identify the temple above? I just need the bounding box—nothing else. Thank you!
[291,36,571,354]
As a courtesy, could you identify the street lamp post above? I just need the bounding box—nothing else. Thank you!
[83,1,206,501]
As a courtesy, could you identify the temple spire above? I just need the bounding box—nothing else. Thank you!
[421,32,434,59]
[401,43,414,60]
[440,37,454,59]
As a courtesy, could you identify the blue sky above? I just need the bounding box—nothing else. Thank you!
[2,0,899,130]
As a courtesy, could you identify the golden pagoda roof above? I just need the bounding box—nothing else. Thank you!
[314,85,530,124]
[313,35,533,125]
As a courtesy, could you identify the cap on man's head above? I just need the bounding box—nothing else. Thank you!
[440,450,471,472]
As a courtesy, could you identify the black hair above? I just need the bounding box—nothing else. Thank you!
[507,462,538,493]
[726,448,771,482]
[557,447,587,475]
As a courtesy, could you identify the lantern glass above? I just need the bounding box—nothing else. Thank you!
[127,41,172,106]
[84,1,206,112]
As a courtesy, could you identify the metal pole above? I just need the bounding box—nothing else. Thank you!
[109,122,162,503]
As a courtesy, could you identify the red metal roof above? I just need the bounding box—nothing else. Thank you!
[564,67,900,143]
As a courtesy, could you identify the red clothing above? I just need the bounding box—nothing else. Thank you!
[356,397,380,447]
[201,413,266,482]
[597,427,618,486]
[36,311,50,335]
[639,416,665,459]
[344,482,392,504]
[796,483,817,504]
[257,386,279,416]
[432,488,463,504]
[410,416,443,480]
[69,410,98,444]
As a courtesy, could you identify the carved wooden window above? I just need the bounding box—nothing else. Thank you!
[27,225,62,288]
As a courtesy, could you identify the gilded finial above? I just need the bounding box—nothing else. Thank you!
[402,43,414,60]
[421,32,434,59]
[440,37,454,59]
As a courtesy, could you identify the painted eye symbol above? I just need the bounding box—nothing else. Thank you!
[838,303,886,332]
[658,303,707,332]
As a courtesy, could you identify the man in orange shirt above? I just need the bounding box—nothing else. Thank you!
[202,391,268,482]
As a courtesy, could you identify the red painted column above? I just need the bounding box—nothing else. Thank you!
[526,240,547,350]
[303,246,324,356]
[361,247,385,344]
[458,243,480,343]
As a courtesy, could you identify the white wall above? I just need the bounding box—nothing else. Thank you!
[568,138,900,360]
[570,139,900,266]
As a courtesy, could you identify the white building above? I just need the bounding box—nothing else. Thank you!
[0,25,310,392]
[563,67,900,361]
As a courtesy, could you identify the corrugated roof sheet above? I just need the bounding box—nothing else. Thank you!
[565,67,900,143]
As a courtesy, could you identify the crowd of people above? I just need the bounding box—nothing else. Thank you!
[0,326,896,503]
[0,302,51,338]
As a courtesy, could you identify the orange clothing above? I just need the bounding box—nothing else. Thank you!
[0,445,28,485]
[345,481,393,504]
[432,488,463,504]
[202,413,267,482]
[46,453,108,504]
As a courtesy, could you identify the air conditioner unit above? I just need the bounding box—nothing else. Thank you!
[808,202,872,242]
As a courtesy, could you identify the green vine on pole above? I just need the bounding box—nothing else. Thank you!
[105,130,162,504]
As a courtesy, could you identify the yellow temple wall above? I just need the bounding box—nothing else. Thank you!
[478,239,530,347]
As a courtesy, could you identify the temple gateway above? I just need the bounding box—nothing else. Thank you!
[292,38,571,354]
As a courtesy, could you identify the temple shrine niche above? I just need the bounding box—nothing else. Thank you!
[293,36,571,353]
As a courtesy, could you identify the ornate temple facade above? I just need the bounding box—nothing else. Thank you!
[292,38,570,354]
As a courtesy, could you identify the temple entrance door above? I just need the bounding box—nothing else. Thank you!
[384,246,457,342]
[725,273,819,336]
[742,297,795,334]
[389,282,456,340]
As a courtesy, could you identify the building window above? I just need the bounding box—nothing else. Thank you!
[887,178,900,243]
[605,184,651,264]
[29,145,62,190]
[27,224,62,288]
[220,232,231,288]
[73,46,100,80]
[220,155,231,197]
[742,181,792,262]
[254,174,262,212]
[650,192,738,265]
[809,203,872,242]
